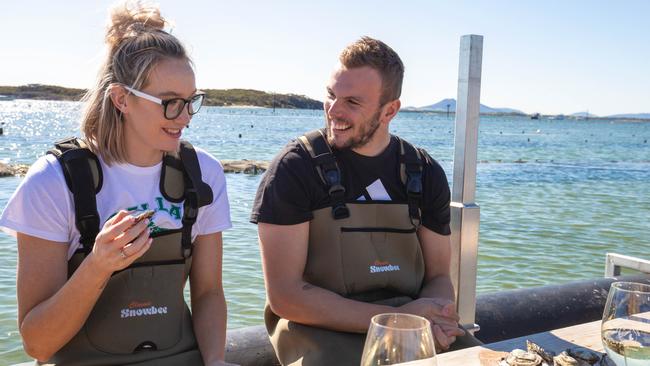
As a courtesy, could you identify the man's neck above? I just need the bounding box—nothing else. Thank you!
[351,130,391,157]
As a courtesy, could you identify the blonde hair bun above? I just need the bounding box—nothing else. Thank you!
[106,1,167,47]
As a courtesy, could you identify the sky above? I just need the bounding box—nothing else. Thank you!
[1,0,648,116]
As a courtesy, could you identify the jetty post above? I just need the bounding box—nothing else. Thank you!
[450,34,483,331]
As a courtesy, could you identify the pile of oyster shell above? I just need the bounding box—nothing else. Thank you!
[498,340,614,366]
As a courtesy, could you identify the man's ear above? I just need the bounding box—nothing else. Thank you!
[381,99,401,123]
[109,85,129,114]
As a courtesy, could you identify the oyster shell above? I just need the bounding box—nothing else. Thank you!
[553,351,581,366]
[504,349,543,366]
[501,341,607,366]
[526,340,555,364]
[566,347,602,365]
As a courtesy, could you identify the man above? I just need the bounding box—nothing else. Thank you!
[251,37,477,365]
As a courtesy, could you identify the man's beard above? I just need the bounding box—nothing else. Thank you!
[326,109,382,150]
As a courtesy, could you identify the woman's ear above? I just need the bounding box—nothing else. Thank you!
[109,85,129,114]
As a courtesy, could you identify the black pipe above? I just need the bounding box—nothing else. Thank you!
[475,274,650,343]
[224,274,650,365]
[226,326,279,366]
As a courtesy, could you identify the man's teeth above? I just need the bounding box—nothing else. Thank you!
[164,128,181,134]
[332,124,351,131]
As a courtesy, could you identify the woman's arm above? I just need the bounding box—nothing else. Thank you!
[17,211,151,361]
[189,232,237,366]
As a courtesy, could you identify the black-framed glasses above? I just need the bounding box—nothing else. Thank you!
[124,86,205,120]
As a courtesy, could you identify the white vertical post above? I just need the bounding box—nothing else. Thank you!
[450,35,483,329]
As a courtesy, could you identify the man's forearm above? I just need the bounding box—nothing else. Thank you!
[270,281,397,334]
[418,275,455,302]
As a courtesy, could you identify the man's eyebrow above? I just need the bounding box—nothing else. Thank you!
[326,88,364,102]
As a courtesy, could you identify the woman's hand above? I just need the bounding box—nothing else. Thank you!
[16,211,152,360]
[87,210,152,276]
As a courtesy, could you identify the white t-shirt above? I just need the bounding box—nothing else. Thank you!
[0,147,231,259]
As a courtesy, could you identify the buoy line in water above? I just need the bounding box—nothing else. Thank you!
[4,158,650,178]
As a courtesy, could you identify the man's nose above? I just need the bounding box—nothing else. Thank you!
[327,98,343,119]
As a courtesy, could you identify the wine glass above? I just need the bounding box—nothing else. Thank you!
[601,281,650,366]
[360,313,437,366]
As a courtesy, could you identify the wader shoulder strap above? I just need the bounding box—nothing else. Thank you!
[297,129,349,220]
[47,137,102,254]
[396,136,424,228]
[162,140,214,258]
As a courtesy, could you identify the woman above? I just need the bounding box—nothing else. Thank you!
[0,2,235,365]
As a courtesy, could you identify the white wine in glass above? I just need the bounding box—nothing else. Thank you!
[601,281,650,366]
[360,313,436,366]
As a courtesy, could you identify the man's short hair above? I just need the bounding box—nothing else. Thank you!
[339,36,404,104]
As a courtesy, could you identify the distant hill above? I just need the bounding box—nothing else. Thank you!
[605,113,650,119]
[419,98,456,111]
[0,84,85,101]
[202,88,322,109]
[416,98,525,115]
[570,112,599,118]
[0,84,323,110]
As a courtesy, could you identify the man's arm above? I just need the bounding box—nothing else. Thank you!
[414,225,465,349]
[417,226,455,301]
[259,222,398,333]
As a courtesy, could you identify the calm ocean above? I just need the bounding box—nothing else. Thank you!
[1,100,649,363]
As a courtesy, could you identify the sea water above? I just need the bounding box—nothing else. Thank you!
[1,100,649,363]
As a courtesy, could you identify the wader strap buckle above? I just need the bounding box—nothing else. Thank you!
[77,214,100,253]
[328,183,345,197]
[398,136,424,229]
[406,170,422,228]
[332,202,350,220]
[325,172,349,219]
[406,171,423,198]
[299,129,350,220]
[181,187,199,258]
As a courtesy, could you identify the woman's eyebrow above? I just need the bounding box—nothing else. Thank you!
[156,90,199,98]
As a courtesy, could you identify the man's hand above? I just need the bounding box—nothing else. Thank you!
[398,297,465,351]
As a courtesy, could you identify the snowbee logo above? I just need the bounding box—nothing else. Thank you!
[121,301,168,319]
[369,260,400,274]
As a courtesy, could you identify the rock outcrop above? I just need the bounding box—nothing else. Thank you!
[0,162,29,177]
[0,160,269,178]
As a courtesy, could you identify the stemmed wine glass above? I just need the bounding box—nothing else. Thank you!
[360,313,437,366]
[601,281,650,366]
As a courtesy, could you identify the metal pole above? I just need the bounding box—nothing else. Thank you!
[450,35,483,330]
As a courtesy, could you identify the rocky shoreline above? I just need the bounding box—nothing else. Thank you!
[220,160,269,174]
[0,163,29,177]
[0,160,269,178]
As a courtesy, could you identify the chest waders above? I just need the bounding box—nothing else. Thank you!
[265,129,426,366]
[41,138,213,366]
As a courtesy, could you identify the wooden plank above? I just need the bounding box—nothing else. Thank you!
[436,320,604,365]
